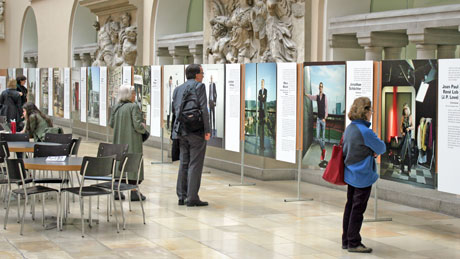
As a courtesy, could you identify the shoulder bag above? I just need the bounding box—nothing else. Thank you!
[322,136,346,185]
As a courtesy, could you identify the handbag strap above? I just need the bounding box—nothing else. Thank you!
[339,136,344,146]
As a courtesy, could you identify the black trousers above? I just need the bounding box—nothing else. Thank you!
[342,184,372,248]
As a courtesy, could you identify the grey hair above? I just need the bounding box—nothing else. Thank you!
[118,84,135,102]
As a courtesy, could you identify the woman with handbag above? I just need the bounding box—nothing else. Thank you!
[110,84,147,201]
[341,97,386,253]
[400,104,414,175]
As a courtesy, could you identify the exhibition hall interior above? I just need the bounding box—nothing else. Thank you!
[0,0,460,258]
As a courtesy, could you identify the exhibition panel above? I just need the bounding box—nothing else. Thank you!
[224,64,241,153]
[379,60,438,189]
[302,62,346,169]
[245,63,277,159]
[202,64,225,148]
[133,66,151,126]
[87,67,100,125]
[345,61,374,127]
[52,68,65,118]
[71,67,81,121]
[438,59,460,195]
[39,68,49,115]
[163,65,185,138]
[150,66,161,138]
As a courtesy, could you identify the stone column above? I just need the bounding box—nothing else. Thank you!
[80,53,92,67]
[31,57,38,68]
[363,46,382,61]
[437,45,457,59]
[188,44,203,64]
[23,57,31,68]
[384,47,403,60]
[73,53,82,67]
[168,46,188,65]
[416,44,437,59]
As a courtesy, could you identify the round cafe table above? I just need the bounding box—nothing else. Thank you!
[23,157,83,171]
[7,141,63,153]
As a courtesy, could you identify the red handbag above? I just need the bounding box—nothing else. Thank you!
[322,137,346,185]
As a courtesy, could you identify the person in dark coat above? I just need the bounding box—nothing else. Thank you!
[0,79,23,127]
[258,79,267,153]
[16,75,28,106]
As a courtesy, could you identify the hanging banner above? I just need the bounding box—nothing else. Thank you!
[64,68,71,119]
[48,68,53,116]
[35,68,40,108]
[99,67,107,126]
[276,63,297,163]
[438,59,460,195]
[123,66,132,85]
[345,61,374,126]
[151,66,161,137]
[225,64,241,152]
[80,67,87,123]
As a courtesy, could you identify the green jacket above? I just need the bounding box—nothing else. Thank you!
[109,101,145,181]
[27,113,50,142]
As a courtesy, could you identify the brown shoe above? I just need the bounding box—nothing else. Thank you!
[348,244,372,253]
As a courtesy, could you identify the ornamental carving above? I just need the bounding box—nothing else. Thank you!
[92,12,137,66]
[206,0,305,64]
[0,0,5,39]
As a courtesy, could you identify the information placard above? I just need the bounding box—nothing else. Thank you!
[438,59,460,195]
[225,64,241,152]
[151,66,161,137]
[35,68,40,108]
[64,68,71,119]
[80,67,87,123]
[48,68,53,116]
[345,61,374,126]
[99,67,107,126]
[123,66,132,85]
[276,63,297,163]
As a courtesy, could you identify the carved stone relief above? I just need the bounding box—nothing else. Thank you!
[0,0,5,39]
[205,0,305,64]
[92,12,137,67]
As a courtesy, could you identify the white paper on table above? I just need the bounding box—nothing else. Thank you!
[416,82,429,103]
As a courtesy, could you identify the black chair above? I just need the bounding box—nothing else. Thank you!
[93,153,145,229]
[32,144,71,184]
[60,156,119,237]
[44,133,73,145]
[4,159,59,235]
[70,137,82,157]
[84,143,128,182]
[0,141,10,207]
[0,133,29,142]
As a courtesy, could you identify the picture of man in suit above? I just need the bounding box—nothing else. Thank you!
[208,75,217,136]
[305,82,328,161]
[166,76,173,129]
[258,79,267,153]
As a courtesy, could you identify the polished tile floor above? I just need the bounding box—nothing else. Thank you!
[1,141,460,258]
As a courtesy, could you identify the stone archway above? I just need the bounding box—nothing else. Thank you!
[69,1,97,67]
[21,7,38,68]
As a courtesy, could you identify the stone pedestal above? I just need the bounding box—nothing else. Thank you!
[80,53,92,67]
[438,45,457,59]
[416,44,437,59]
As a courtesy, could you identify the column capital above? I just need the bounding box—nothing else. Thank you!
[408,28,460,45]
[357,31,408,48]
[438,45,457,59]
[329,34,360,48]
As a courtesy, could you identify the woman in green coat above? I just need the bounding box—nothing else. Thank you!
[22,102,53,142]
[110,84,147,201]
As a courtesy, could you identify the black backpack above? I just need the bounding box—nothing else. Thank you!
[177,83,204,133]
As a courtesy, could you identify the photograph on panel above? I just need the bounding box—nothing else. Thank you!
[133,66,151,125]
[202,64,225,148]
[163,65,185,138]
[40,68,49,115]
[7,68,14,81]
[88,67,100,124]
[71,68,81,120]
[245,63,277,158]
[380,60,437,189]
[108,66,123,119]
[53,68,65,118]
[0,69,7,92]
[27,68,37,105]
[302,63,346,168]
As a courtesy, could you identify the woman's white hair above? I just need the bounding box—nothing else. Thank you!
[118,84,135,102]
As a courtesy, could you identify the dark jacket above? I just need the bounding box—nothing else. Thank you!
[209,82,217,108]
[171,79,210,139]
[16,83,28,105]
[343,120,386,188]
[0,89,22,124]
[27,113,51,142]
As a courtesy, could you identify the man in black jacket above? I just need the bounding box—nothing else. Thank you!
[208,75,217,136]
[16,75,28,106]
[171,64,210,207]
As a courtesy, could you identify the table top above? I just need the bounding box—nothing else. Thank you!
[23,157,83,171]
[8,141,63,152]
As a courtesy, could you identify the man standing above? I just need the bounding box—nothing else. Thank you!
[305,82,328,161]
[172,64,211,207]
[258,79,267,153]
[208,75,217,136]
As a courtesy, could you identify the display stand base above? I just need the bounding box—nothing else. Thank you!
[283,197,313,202]
[364,217,392,223]
[229,182,256,187]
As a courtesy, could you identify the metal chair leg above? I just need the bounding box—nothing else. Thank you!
[42,193,45,227]
[112,193,119,233]
[17,193,20,223]
[137,189,145,225]
[4,192,12,229]
[20,195,28,235]
[89,196,92,227]
[80,197,84,238]
[106,194,110,222]
[56,192,60,232]
[119,192,125,230]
